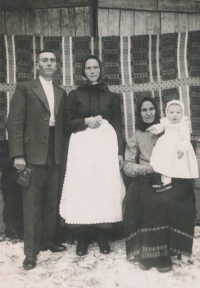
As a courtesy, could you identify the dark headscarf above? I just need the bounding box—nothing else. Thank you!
[135,96,160,132]
[78,55,109,91]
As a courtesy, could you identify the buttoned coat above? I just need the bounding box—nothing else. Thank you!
[7,78,67,165]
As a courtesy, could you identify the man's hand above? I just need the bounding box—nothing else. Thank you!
[85,115,102,129]
[146,165,155,175]
[118,155,123,169]
[178,151,184,159]
[14,157,26,172]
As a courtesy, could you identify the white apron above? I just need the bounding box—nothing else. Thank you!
[59,120,125,224]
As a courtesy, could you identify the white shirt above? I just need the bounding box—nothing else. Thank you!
[39,76,55,126]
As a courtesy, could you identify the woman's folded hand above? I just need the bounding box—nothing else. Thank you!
[85,116,102,129]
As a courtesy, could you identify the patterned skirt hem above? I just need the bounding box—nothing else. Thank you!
[127,246,192,261]
[125,225,193,241]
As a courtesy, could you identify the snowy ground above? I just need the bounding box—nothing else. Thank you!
[1,227,200,288]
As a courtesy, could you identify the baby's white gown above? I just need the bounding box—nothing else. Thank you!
[150,117,199,179]
[60,120,125,224]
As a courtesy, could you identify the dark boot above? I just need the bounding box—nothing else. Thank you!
[23,256,36,270]
[156,256,172,272]
[97,228,110,254]
[139,258,156,270]
[76,226,89,256]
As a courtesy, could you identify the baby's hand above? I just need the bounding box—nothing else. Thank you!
[146,125,158,135]
[178,151,184,159]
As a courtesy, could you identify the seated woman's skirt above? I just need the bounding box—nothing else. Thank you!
[60,120,125,224]
[123,175,196,260]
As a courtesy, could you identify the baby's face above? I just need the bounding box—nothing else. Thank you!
[167,104,182,124]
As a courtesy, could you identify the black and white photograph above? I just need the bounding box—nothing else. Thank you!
[0,0,200,287]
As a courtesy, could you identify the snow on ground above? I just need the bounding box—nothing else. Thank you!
[1,227,200,288]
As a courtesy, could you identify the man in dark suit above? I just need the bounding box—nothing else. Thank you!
[7,49,67,270]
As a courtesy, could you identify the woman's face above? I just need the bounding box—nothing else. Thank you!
[85,59,100,83]
[141,101,156,123]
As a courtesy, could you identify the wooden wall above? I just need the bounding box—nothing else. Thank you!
[0,7,92,36]
[1,2,200,36]
[98,9,200,36]
[99,0,200,13]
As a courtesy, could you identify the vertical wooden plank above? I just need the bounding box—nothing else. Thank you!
[174,13,189,32]
[68,8,76,37]
[75,7,86,36]
[5,11,26,35]
[33,9,49,36]
[147,12,160,34]
[91,0,98,37]
[188,13,200,31]
[135,11,147,35]
[98,8,109,36]
[120,10,135,36]
[61,8,70,36]
[0,12,5,34]
[108,9,120,36]
[84,6,91,36]
[61,7,76,37]
[161,12,175,34]
[25,10,34,35]
[48,8,60,36]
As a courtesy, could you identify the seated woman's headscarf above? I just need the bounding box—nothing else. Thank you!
[135,96,160,132]
[78,55,109,91]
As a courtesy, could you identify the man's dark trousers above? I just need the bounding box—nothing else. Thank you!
[22,127,61,257]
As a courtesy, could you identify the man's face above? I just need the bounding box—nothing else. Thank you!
[36,52,57,79]
[167,104,183,124]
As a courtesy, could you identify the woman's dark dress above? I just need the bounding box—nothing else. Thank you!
[123,130,196,260]
[63,84,123,154]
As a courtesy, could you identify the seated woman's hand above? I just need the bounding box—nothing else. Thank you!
[146,125,159,135]
[146,165,155,175]
[85,116,102,129]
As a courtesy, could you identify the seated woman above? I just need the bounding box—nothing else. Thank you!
[123,96,196,272]
[60,55,125,256]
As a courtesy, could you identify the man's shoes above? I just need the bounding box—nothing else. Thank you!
[23,256,36,270]
[41,244,66,253]
[97,237,110,254]
[139,258,156,270]
[76,237,89,256]
[156,256,172,273]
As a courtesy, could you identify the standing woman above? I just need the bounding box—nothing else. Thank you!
[60,55,125,256]
[123,96,196,272]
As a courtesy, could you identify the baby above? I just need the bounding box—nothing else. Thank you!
[147,100,199,192]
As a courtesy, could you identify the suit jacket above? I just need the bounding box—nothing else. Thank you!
[7,78,67,165]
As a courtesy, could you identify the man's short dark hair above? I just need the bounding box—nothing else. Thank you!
[37,49,56,62]
[38,49,55,56]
